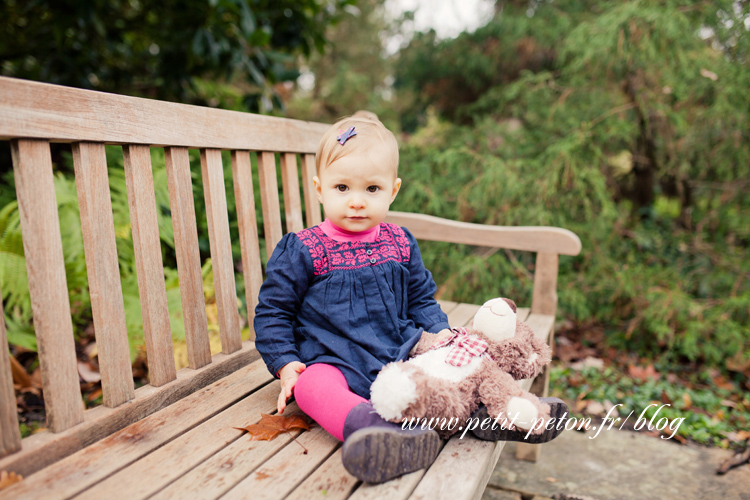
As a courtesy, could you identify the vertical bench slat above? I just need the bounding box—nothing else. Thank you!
[257,151,284,257]
[231,150,264,329]
[165,147,212,369]
[0,285,22,457]
[123,144,177,387]
[200,149,242,354]
[301,153,322,227]
[10,139,84,432]
[280,153,304,234]
[72,142,135,407]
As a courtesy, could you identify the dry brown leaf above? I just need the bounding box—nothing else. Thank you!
[0,470,23,491]
[628,364,661,382]
[716,447,750,475]
[700,68,718,81]
[682,392,691,409]
[235,413,310,441]
[9,355,31,389]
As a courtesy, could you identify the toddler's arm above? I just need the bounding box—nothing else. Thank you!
[254,233,313,380]
[402,228,451,333]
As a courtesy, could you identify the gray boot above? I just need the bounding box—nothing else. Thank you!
[341,402,441,483]
[470,397,568,443]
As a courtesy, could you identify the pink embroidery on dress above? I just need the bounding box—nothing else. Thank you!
[298,223,411,276]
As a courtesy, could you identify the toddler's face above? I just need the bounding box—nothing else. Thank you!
[314,148,401,232]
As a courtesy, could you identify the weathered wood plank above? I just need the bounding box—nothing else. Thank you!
[221,423,340,500]
[0,343,259,478]
[386,212,581,256]
[123,144,176,387]
[0,359,272,500]
[0,76,329,152]
[11,139,84,433]
[75,381,279,500]
[408,436,505,500]
[285,448,358,500]
[257,151,283,258]
[231,150,263,329]
[0,285,22,457]
[165,146,212,369]
[200,149,242,354]
[446,303,482,329]
[301,153,321,227]
[150,404,307,500]
[280,153,304,234]
[437,300,459,317]
[72,142,135,407]
[531,252,559,316]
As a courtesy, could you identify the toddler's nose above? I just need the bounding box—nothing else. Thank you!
[349,194,365,209]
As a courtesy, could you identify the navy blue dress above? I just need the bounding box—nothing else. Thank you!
[254,223,450,398]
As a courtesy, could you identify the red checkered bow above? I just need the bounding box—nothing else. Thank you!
[434,327,489,367]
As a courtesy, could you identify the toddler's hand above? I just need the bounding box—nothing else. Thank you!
[434,328,453,344]
[277,361,306,414]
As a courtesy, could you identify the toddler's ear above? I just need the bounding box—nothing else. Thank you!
[313,175,323,203]
[391,178,402,201]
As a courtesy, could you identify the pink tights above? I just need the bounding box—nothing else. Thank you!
[293,363,367,441]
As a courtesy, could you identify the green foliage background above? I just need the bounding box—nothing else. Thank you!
[387,0,750,372]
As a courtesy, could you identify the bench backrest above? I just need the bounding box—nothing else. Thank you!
[0,76,328,455]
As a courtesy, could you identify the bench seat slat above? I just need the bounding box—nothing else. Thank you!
[301,153,322,227]
[285,448,359,500]
[123,144,176,387]
[200,148,242,354]
[0,287,22,457]
[11,139,84,433]
[231,150,264,328]
[0,343,259,479]
[221,421,340,500]
[257,151,284,258]
[73,142,135,407]
[151,403,307,500]
[165,146,212,369]
[281,153,304,234]
[1,359,273,500]
[75,382,279,500]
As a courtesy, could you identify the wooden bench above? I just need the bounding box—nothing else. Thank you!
[0,76,581,500]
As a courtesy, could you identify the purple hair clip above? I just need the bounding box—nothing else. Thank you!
[337,126,357,145]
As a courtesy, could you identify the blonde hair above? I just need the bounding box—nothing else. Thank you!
[316,115,399,175]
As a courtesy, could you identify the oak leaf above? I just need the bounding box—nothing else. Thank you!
[235,413,310,441]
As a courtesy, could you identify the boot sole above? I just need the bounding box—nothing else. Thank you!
[471,397,568,443]
[341,427,441,483]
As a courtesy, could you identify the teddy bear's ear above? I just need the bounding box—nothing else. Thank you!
[502,298,517,313]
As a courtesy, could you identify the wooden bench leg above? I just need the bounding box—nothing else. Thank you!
[515,364,550,462]
[517,251,559,462]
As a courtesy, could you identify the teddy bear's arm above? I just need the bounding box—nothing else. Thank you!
[503,324,552,380]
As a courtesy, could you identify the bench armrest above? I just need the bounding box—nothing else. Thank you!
[385,211,581,256]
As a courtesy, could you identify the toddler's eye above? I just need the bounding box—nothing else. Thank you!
[367,186,380,193]
[335,185,348,192]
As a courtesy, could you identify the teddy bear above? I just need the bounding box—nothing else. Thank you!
[370,297,567,441]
